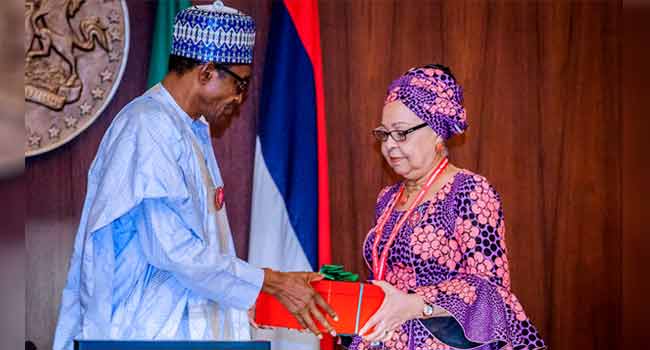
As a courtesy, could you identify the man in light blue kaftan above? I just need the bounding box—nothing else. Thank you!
[53,3,336,350]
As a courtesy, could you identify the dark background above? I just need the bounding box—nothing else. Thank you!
[13,1,650,349]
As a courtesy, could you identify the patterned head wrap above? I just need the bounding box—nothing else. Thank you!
[171,1,256,64]
[385,65,467,140]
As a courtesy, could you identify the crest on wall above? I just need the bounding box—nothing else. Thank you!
[25,0,130,156]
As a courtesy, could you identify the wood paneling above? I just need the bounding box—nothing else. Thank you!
[0,176,26,350]
[622,2,650,348]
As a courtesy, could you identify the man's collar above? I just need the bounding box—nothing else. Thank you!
[158,82,197,129]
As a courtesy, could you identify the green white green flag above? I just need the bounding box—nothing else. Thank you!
[147,0,192,88]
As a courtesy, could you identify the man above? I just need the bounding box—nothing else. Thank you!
[53,4,336,350]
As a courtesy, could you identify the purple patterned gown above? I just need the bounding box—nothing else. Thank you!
[349,170,545,350]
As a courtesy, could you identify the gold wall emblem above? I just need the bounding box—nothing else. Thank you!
[25,0,129,156]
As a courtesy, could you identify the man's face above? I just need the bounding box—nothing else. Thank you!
[196,64,251,123]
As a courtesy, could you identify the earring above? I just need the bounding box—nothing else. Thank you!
[435,143,444,153]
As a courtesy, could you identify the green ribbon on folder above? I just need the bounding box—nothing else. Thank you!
[319,264,359,282]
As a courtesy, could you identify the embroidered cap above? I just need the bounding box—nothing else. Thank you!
[171,1,256,64]
[385,65,468,140]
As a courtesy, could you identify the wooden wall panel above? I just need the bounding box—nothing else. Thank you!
[0,176,26,350]
[622,1,650,348]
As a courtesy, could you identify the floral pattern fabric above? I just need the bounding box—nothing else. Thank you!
[352,170,545,350]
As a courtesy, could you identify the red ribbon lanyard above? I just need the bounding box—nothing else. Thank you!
[371,157,449,280]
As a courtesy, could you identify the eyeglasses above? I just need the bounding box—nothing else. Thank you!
[372,123,428,142]
[214,63,250,94]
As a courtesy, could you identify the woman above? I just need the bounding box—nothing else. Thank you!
[349,65,545,349]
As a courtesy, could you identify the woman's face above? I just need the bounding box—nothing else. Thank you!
[379,101,440,180]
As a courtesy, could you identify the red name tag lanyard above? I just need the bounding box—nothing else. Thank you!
[371,157,449,280]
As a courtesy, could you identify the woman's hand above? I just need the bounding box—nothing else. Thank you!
[248,306,260,328]
[359,280,424,343]
[248,306,273,330]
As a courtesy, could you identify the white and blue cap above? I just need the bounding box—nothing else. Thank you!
[171,1,256,64]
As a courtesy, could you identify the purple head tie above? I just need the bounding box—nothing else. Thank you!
[385,66,468,140]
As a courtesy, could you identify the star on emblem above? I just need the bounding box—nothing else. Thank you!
[28,133,42,147]
[108,10,121,23]
[64,115,78,129]
[108,50,121,62]
[100,68,113,83]
[80,101,93,116]
[91,87,105,100]
[109,26,122,42]
[48,126,61,140]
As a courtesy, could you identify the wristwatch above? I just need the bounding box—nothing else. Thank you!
[422,303,435,317]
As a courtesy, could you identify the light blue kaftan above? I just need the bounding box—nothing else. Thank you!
[53,84,264,350]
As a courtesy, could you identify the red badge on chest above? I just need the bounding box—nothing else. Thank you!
[215,186,225,210]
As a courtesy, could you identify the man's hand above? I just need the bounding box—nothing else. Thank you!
[261,268,339,338]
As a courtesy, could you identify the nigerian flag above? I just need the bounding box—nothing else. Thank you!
[147,0,191,88]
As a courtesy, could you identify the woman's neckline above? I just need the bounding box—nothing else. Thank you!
[393,168,466,213]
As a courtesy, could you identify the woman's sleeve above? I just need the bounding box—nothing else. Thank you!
[413,175,545,349]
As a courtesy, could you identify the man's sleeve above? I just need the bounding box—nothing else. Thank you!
[134,198,264,310]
